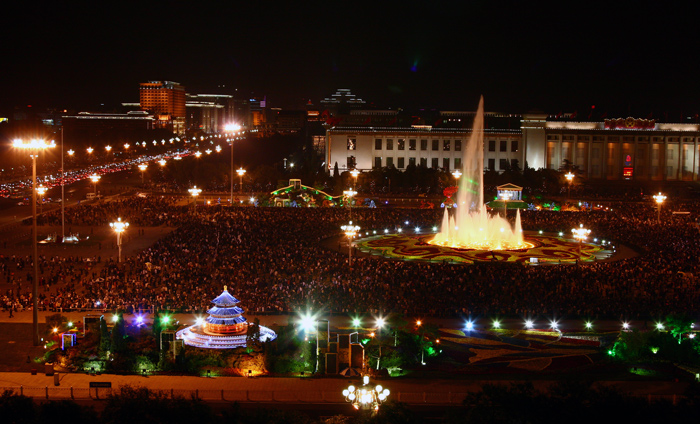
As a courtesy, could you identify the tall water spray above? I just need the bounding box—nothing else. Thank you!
[430,97,525,250]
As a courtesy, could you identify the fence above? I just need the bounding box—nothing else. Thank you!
[0,385,471,404]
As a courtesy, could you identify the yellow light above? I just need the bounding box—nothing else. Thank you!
[13,139,56,150]
[110,217,129,234]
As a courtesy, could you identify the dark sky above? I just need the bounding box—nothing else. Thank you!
[3,1,700,116]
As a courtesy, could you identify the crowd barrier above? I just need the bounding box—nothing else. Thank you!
[0,385,684,405]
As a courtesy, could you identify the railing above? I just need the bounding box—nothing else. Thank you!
[0,386,685,405]
[0,385,471,404]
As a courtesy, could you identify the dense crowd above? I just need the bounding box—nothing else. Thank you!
[2,197,700,320]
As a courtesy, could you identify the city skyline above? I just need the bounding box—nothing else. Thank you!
[3,2,700,116]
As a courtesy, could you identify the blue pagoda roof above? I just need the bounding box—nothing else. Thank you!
[207,306,245,317]
[206,316,247,325]
[211,286,240,307]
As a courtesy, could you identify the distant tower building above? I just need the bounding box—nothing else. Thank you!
[139,81,186,135]
[320,89,366,115]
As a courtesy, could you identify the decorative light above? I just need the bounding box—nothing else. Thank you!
[343,377,389,412]
[656,322,665,331]
[86,147,94,154]
[215,145,222,153]
[352,318,361,327]
[105,145,112,152]
[350,169,360,178]
[565,172,574,182]
[622,322,630,330]
[67,149,75,156]
[525,320,534,329]
[112,315,119,323]
[465,320,474,332]
[195,151,202,158]
[585,321,593,330]
[123,143,130,150]
[452,169,462,179]
[375,317,385,329]
[158,159,166,166]
[492,320,501,329]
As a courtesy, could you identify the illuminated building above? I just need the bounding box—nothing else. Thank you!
[326,112,700,181]
[139,81,186,134]
[176,286,276,349]
[186,93,235,133]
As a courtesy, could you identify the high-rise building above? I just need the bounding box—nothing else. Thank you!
[139,81,186,134]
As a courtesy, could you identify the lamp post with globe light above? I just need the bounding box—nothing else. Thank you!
[653,192,666,223]
[12,138,56,346]
[452,169,462,180]
[236,168,246,195]
[565,172,574,202]
[189,186,202,213]
[343,375,390,414]
[350,169,360,191]
[571,224,591,257]
[36,186,47,214]
[90,174,101,199]
[341,221,360,268]
[343,188,357,219]
[225,123,242,204]
[109,218,129,263]
[138,163,148,187]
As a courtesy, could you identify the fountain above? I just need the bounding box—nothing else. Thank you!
[430,97,527,251]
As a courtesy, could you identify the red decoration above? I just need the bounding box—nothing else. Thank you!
[443,186,458,199]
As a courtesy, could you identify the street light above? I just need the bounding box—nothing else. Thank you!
[565,172,574,202]
[86,147,93,155]
[341,221,360,268]
[236,168,246,195]
[350,169,360,190]
[343,188,357,219]
[225,123,242,205]
[158,159,166,167]
[652,192,666,223]
[109,218,129,263]
[89,174,101,198]
[12,138,55,346]
[138,163,148,186]
[105,145,112,153]
[342,376,390,413]
[36,185,47,214]
[500,191,512,217]
[452,169,462,179]
[189,186,202,213]
[571,223,591,256]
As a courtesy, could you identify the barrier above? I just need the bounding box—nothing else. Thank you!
[0,386,681,405]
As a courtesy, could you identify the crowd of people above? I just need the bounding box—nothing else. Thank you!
[2,196,699,321]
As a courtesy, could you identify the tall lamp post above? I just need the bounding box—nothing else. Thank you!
[341,221,360,268]
[189,186,202,213]
[89,174,101,198]
[571,223,591,257]
[109,218,129,263]
[565,172,574,202]
[236,167,246,195]
[36,186,47,214]
[653,192,666,223]
[13,138,55,346]
[138,163,148,187]
[350,169,360,190]
[225,123,241,205]
[343,188,357,219]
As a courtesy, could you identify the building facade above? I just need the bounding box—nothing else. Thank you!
[326,114,700,181]
[139,81,186,134]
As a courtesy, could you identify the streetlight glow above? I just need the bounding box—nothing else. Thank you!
[109,217,129,262]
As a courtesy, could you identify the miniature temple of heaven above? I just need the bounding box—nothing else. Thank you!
[176,286,277,349]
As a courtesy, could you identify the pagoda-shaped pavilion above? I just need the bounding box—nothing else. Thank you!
[204,286,247,335]
[176,286,277,349]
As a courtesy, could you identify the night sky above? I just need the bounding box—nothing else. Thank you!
[3,1,700,116]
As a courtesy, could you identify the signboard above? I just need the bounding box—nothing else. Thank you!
[623,167,634,178]
[89,382,112,388]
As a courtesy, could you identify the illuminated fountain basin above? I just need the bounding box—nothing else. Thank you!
[430,97,525,251]
[356,232,605,264]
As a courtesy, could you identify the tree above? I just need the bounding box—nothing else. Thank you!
[99,317,111,353]
[333,162,339,178]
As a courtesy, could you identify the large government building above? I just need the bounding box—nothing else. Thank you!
[325,112,700,181]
